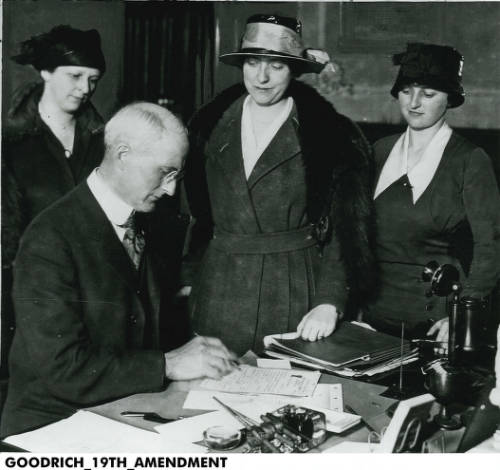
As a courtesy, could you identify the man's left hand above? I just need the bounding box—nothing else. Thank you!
[297,304,340,342]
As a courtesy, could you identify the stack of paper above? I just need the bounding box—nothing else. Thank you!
[264,322,419,377]
[4,411,164,452]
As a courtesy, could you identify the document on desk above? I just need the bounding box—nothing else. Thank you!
[4,410,164,453]
[182,387,359,433]
[199,364,320,396]
[185,384,341,412]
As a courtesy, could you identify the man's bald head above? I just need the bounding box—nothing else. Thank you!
[104,102,188,160]
[100,102,188,212]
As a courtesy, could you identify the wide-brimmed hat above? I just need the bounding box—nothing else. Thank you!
[12,25,106,74]
[219,14,325,74]
[390,42,465,108]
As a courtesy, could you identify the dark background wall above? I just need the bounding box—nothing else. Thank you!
[214,2,500,130]
[3,2,499,129]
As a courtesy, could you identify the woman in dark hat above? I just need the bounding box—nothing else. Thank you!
[183,14,376,355]
[1,26,106,365]
[364,43,500,343]
[2,25,106,267]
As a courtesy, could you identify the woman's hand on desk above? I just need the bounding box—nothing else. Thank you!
[297,304,340,342]
[489,325,500,407]
[164,336,238,381]
[426,318,449,354]
[175,286,192,297]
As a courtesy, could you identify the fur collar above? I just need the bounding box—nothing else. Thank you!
[3,82,103,142]
[190,80,371,217]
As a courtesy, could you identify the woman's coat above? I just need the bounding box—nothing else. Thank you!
[185,81,377,354]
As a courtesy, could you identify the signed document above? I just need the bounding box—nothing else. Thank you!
[199,365,320,397]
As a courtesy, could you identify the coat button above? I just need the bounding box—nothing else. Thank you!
[425,304,434,311]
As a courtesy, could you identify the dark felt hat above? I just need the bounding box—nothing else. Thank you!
[12,25,106,74]
[390,42,465,108]
[219,14,325,74]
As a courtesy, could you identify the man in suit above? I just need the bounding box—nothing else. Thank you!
[1,102,237,438]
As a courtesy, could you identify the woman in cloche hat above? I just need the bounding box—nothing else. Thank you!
[183,14,377,355]
[3,25,106,268]
[364,43,500,344]
[2,26,107,357]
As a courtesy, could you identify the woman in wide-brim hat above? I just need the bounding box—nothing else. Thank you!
[3,25,106,268]
[364,42,500,344]
[183,14,377,355]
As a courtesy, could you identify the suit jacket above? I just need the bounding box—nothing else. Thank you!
[0,182,181,438]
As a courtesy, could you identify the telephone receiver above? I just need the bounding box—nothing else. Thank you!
[421,261,460,297]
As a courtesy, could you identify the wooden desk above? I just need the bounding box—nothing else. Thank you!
[86,374,397,452]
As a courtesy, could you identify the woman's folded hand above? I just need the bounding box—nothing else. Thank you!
[297,304,340,342]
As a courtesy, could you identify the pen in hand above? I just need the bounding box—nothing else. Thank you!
[230,359,242,370]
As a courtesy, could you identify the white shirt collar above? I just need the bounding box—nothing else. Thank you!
[241,95,294,179]
[87,168,134,230]
[374,121,453,203]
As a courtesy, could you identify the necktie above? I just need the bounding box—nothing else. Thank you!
[120,212,146,269]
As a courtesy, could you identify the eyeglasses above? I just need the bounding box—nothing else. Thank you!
[160,168,185,191]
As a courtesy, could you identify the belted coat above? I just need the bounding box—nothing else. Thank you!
[184,81,377,354]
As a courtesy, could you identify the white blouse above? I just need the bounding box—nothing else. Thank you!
[241,95,294,179]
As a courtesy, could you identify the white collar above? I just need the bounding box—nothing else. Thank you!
[374,122,453,203]
[87,168,134,227]
[241,95,293,179]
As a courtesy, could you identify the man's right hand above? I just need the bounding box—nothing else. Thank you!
[164,336,238,381]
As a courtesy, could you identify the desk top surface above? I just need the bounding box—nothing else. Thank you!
[85,373,396,452]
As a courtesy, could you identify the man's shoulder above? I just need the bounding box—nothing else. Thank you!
[23,183,92,239]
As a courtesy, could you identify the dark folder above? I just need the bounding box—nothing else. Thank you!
[270,322,411,368]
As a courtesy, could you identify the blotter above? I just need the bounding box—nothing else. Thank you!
[181,392,360,434]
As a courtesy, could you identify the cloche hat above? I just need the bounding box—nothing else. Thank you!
[219,14,326,74]
[12,25,106,74]
[390,42,465,108]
